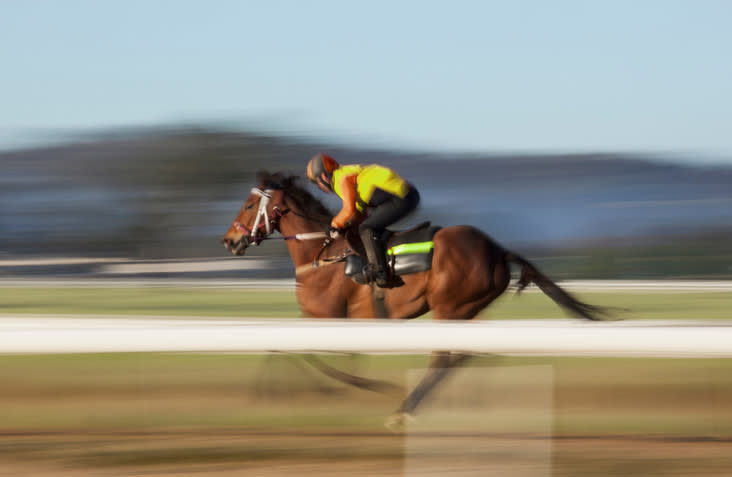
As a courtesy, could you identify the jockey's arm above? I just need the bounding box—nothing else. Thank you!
[331,173,360,229]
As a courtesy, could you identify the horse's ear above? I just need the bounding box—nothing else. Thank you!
[255,170,271,186]
[281,174,298,189]
[259,170,287,190]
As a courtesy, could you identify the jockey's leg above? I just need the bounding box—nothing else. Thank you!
[358,187,420,288]
[359,226,389,287]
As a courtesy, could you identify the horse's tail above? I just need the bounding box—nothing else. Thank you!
[505,251,610,321]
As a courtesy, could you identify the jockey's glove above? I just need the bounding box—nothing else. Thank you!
[325,224,344,239]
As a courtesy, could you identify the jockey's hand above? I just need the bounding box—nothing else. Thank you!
[325,224,344,239]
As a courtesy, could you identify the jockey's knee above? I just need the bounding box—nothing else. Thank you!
[358,223,374,234]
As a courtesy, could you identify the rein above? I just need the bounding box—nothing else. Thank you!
[253,231,327,242]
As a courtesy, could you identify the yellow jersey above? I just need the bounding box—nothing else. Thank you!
[330,164,410,228]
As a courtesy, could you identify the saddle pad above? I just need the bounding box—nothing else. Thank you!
[387,225,441,275]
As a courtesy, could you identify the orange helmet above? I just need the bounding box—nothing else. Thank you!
[307,153,339,185]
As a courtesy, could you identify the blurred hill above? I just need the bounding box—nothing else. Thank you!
[2,127,732,279]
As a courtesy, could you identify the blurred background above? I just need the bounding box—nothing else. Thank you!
[3,128,732,280]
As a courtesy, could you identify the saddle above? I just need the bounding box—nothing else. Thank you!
[344,221,441,286]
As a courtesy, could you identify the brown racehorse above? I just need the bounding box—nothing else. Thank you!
[223,172,608,427]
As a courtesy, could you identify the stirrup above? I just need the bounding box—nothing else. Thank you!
[363,263,389,288]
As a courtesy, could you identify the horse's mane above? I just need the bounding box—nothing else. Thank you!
[257,171,332,225]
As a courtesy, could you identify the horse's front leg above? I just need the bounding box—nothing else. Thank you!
[302,354,402,394]
[386,351,471,431]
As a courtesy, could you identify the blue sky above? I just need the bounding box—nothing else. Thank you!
[1,0,731,158]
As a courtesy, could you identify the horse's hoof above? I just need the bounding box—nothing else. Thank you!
[384,411,415,433]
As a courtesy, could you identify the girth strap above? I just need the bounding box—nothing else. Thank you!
[371,286,389,318]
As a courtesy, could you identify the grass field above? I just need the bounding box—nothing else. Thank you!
[1,286,732,475]
[2,285,732,319]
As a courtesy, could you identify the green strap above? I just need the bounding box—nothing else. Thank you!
[387,241,434,256]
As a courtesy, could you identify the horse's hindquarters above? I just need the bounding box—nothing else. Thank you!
[426,226,511,320]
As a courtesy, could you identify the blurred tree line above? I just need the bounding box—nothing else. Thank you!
[1,126,731,279]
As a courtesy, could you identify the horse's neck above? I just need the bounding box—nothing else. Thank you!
[279,213,331,267]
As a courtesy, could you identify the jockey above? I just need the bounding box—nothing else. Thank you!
[306,153,420,287]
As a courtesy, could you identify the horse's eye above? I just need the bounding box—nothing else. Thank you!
[245,204,254,210]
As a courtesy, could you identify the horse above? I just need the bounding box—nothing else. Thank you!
[222,171,609,428]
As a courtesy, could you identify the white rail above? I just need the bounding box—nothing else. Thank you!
[0,318,731,357]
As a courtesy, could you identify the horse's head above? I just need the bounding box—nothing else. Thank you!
[222,173,290,256]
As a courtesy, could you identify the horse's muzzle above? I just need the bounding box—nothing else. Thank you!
[222,236,250,256]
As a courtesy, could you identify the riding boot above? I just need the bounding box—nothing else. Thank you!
[359,228,390,288]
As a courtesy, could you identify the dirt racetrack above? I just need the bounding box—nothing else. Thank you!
[2,351,732,476]
[2,429,732,477]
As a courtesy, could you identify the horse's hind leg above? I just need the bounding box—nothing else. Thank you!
[385,229,510,430]
[386,351,471,431]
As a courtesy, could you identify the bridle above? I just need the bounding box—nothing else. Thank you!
[232,187,297,246]
[232,186,327,246]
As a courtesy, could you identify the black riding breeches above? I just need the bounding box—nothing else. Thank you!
[359,187,420,232]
